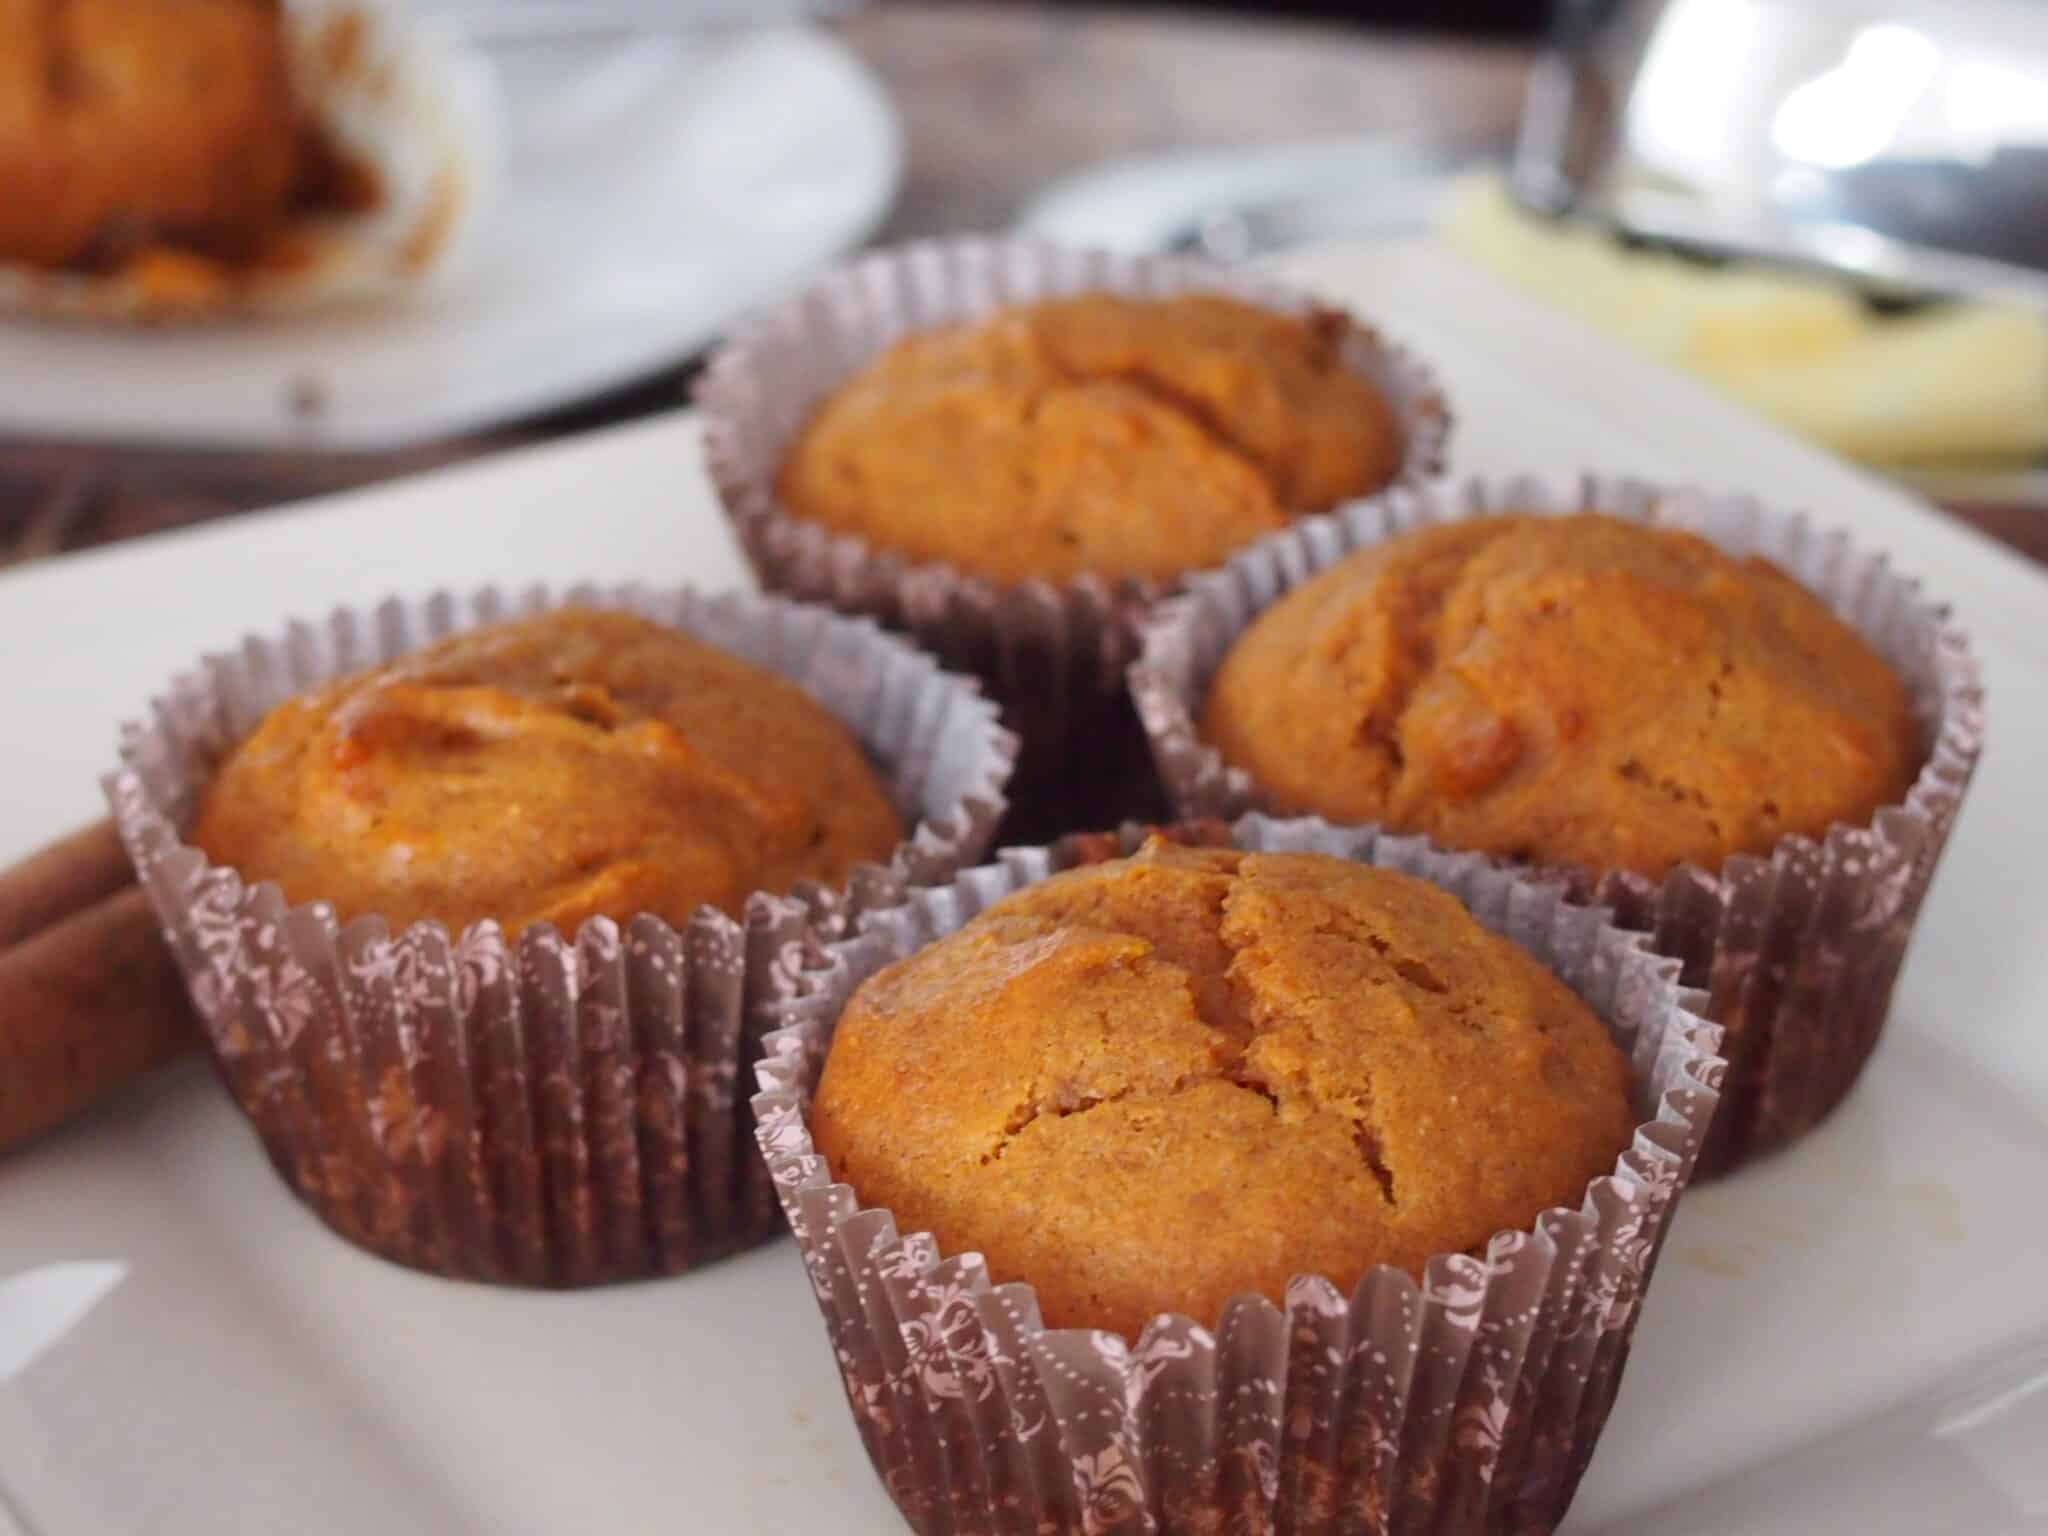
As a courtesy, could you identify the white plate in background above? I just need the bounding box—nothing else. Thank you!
[1018,137,1456,254]
[0,24,900,452]
[1,240,2045,1535]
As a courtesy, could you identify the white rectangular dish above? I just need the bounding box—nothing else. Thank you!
[1,239,2044,1535]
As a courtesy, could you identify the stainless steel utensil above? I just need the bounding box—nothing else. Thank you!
[1513,0,2048,306]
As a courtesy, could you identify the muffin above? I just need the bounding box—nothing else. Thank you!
[109,588,1014,1285]
[1199,513,1919,883]
[776,293,1404,586]
[0,0,303,270]
[698,237,1451,845]
[1131,479,1983,1174]
[192,606,903,937]
[756,818,1723,1535]
[811,838,1635,1338]
[0,0,496,321]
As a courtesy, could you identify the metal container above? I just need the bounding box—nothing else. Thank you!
[1516,0,2048,305]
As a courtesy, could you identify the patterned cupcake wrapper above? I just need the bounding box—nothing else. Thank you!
[753,815,1726,1535]
[104,585,1017,1287]
[1129,474,1986,1176]
[693,236,1452,823]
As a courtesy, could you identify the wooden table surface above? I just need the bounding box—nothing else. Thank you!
[1,3,2041,569]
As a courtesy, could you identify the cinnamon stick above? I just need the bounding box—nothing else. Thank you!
[0,817,134,950]
[0,882,197,1153]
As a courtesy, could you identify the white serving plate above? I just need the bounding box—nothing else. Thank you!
[1017,137,1453,254]
[0,24,900,451]
[1,240,2044,1536]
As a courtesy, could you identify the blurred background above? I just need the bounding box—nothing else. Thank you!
[4,0,2045,564]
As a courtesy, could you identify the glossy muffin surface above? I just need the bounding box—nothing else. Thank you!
[0,0,302,270]
[1202,514,1919,882]
[811,839,1634,1338]
[192,608,904,936]
[776,293,1403,585]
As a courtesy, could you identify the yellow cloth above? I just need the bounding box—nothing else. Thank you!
[1437,174,2048,467]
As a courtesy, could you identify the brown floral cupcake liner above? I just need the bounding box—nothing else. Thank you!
[754,815,1724,1535]
[694,236,1452,836]
[104,585,1017,1287]
[1129,475,1985,1176]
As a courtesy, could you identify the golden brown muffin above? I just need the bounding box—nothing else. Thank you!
[811,839,1634,1338]
[1202,514,1920,883]
[192,608,904,936]
[0,0,302,270]
[775,293,1404,585]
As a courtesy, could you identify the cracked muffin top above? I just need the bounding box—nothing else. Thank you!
[191,607,904,937]
[1201,514,1919,883]
[809,838,1634,1337]
[773,292,1404,585]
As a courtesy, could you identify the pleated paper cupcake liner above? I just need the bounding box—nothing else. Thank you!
[753,815,1725,1534]
[1129,475,1985,1176]
[105,585,1016,1286]
[695,235,1452,835]
[0,0,502,322]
